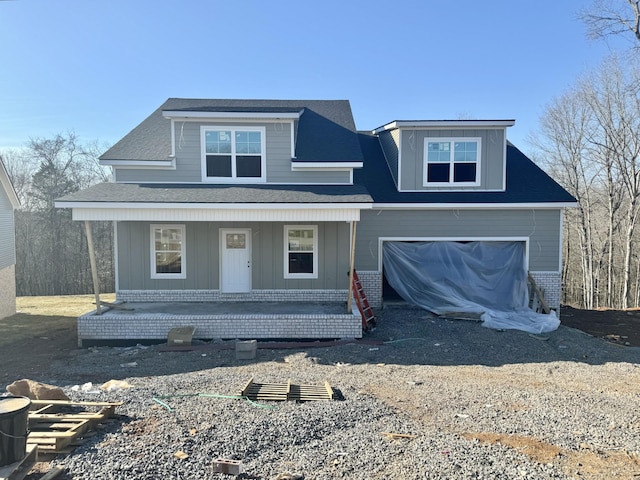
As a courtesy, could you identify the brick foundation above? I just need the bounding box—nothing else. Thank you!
[355,271,382,308]
[528,271,562,313]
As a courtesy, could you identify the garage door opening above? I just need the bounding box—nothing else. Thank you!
[382,240,559,334]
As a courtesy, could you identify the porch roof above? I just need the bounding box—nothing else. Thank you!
[55,182,373,222]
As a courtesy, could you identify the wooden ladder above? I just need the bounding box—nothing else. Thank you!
[352,271,376,331]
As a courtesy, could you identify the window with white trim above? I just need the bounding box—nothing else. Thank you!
[201,127,266,182]
[424,137,481,185]
[284,225,318,279]
[151,224,186,279]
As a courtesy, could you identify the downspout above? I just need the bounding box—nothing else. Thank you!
[84,220,102,315]
[347,220,357,312]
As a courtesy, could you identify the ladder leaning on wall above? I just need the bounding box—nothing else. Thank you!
[528,272,551,314]
[352,271,376,331]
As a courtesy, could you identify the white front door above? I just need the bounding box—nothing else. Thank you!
[220,229,252,293]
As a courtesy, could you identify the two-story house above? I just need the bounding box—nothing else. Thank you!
[0,158,20,319]
[55,99,576,345]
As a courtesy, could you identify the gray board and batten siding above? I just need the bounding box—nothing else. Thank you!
[116,221,350,291]
[383,128,506,191]
[0,185,16,270]
[355,208,561,272]
[114,121,352,184]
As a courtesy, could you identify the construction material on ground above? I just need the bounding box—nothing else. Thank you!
[382,432,416,440]
[37,467,64,480]
[240,378,333,402]
[167,326,196,346]
[27,400,121,454]
[235,340,257,360]
[0,444,37,480]
[213,458,244,475]
[95,301,133,311]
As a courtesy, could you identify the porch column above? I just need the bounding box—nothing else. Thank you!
[347,220,357,312]
[84,220,102,315]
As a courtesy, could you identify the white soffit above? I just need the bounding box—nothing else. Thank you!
[66,206,366,222]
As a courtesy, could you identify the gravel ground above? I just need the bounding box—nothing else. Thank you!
[15,305,640,479]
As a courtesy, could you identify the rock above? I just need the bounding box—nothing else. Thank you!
[6,378,70,400]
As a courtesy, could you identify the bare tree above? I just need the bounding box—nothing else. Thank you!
[581,57,640,308]
[581,0,640,47]
[2,133,114,296]
[532,56,640,309]
[531,89,603,309]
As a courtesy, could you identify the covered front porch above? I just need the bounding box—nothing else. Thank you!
[77,300,362,347]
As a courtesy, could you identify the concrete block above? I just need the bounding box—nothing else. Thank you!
[235,340,257,360]
[213,458,244,475]
[167,326,196,346]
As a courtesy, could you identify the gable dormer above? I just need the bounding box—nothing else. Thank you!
[101,99,363,186]
[373,120,515,192]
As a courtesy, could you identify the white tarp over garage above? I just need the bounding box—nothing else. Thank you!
[382,241,559,334]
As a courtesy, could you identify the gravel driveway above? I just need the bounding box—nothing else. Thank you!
[16,305,640,479]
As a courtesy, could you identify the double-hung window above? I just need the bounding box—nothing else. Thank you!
[202,127,266,182]
[151,224,186,279]
[424,137,481,186]
[284,225,318,279]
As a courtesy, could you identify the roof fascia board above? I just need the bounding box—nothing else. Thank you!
[163,111,301,120]
[373,120,515,134]
[100,159,176,169]
[372,202,578,209]
[55,201,373,210]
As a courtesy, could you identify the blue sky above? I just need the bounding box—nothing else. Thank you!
[0,0,630,156]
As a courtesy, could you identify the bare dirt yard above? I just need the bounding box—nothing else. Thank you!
[2,297,640,479]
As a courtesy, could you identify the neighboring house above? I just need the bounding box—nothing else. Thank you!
[0,158,20,319]
[55,99,576,344]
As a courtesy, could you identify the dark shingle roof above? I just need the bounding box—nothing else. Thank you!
[101,98,363,163]
[56,183,372,204]
[355,132,576,204]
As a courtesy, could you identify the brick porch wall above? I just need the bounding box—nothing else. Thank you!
[77,309,362,346]
[0,264,16,320]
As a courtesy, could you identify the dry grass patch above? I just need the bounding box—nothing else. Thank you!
[466,432,640,480]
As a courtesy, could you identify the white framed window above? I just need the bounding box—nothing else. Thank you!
[201,126,266,183]
[284,225,318,279]
[150,224,186,279]
[424,137,481,186]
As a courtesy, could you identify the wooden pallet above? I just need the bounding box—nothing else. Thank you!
[240,378,333,402]
[27,400,122,454]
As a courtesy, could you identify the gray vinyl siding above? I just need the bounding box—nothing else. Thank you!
[355,208,561,272]
[115,121,351,184]
[378,130,400,187]
[116,221,350,290]
[399,129,505,191]
[0,187,16,270]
